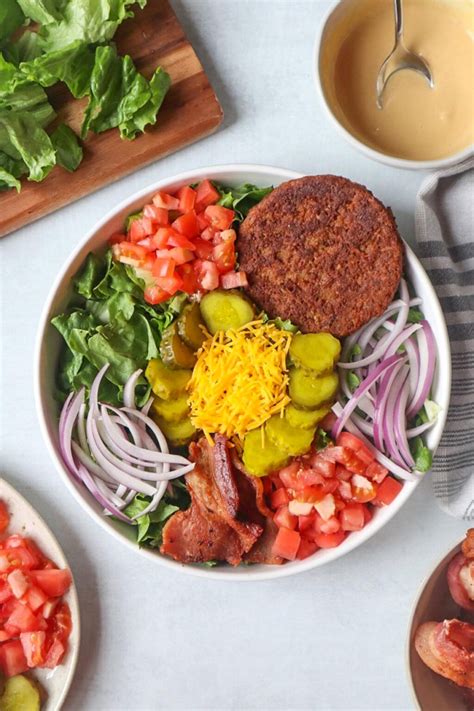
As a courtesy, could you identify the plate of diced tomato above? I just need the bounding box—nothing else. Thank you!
[0,479,79,710]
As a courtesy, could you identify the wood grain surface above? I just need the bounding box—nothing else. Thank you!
[0,0,223,238]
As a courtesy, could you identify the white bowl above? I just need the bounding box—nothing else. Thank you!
[313,0,474,171]
[0,478,80,710]
[34,164,451,580]
[406,539,469,710]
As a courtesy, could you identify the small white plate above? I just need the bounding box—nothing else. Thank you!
[0,478,80,710]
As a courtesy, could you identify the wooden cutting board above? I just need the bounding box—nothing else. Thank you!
[0,0,223,238]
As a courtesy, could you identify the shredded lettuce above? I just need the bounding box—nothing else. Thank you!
[52,249,186,406]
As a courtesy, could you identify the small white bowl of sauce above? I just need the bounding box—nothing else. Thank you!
[315,0,474,170]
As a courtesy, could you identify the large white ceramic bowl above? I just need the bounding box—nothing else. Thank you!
[0,478,80,710]
[313,0,474,171]
[34,164,451,580]
[406,538,470,710]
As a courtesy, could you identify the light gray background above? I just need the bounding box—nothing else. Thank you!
[0,1,467,709]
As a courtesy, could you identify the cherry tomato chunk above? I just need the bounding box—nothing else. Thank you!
[272,528,301,561]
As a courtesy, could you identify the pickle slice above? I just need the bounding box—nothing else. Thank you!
[242,427,289,477]
[265,415,315,456]
[200,289,254,335]
[1,675,41,711]
[288,368,339,409]
[284,403,330,429]
[145,359,191,400]
[153,415,197,446]
[151,393,190,423]
[160,323,196,369]
[177,303,207,350]
[289,333,341,373]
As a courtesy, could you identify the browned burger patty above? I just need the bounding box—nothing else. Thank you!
[237,175,404,337]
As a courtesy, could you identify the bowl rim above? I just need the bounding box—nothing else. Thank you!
[34,163,451,581]
[0,477,80,710]
[405,537,464,710]
[313,0,474,171]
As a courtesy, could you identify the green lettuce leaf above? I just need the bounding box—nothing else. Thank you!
[50,123,83,171]
[1,32,42,65]
[411,436,432,472]
[20,40,95,97]
[119,66,170,139]
[0,0,25,44]
[0,166,21,191]
[123,494,179,547]
[16,0,61,25]
[34,0,147,52]
[0,110,55,181]
[52,249,185,405]
[0,150,25,190]
[216,183,273,222]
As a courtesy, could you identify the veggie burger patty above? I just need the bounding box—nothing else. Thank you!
[237,175,404,337]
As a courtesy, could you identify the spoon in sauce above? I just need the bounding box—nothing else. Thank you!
[376,0,433,108]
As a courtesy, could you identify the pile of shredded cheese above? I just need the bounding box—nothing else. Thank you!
[188,320,292,443]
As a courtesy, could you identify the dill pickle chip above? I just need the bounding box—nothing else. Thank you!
[145,359,191,400]
[284,403,330,429]
[242,427,289,477]
[288,368,339,409]
[177,303,207,350]
[265,415,315,456]
[200,289,254,335]
[289,333,341,373]
[1,675,41,711]
[160,323,196,369]
[153,415,196,446]
[151,393,190,423]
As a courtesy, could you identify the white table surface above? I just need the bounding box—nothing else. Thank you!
[0,2,467,709]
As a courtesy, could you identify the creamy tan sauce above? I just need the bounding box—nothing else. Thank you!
[321,0,474,160]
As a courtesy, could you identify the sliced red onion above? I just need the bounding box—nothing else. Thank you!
[373,359,406,452]
[77,463,130,522]
[381,366,408,467]
[332,354,402,439]
[407,320,436,418]
[123,369,142,409]
[393,370,415,467]
[59,389,85,481]
[141,396,154,417]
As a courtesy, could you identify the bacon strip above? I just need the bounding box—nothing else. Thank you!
[415,619,474,690]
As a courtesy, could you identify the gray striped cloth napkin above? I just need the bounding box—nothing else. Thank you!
[415,156,474,520]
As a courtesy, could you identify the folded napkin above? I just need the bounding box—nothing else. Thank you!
[415,157,474,520]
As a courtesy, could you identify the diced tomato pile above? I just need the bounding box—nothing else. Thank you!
[110,179,248,305]
[0,500,73,678]
[266,433,403,561]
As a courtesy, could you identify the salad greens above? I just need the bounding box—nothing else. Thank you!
[124,481,190,547]
[0,0,170,192]
[216,183,273,222]
[411,435,432,472]
[52,249,185,406]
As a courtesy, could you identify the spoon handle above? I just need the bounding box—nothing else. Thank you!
[394,0,403,42]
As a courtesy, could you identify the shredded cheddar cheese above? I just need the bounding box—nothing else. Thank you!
[188,320,292,442]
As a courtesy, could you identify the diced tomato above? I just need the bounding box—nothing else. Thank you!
[221,271,248,289]
[340,503,365,531]
[196,211,210,231]
[152,192,180,210]
[373,476,403,506]
[314,514,341,535]
[298,511,316,533]
[23,585,48,612]
[277,461,300,489]
[335,464,352,481]
[351,474,377,503]
[296,536,319,560]
[0,502,9,534]
[193,237,214,260]
[273,505,297,531]
[297,486,326,504]
[0,630,13,642]
[117,242,148,262]
[172,211,199,238]
[0,639,29,677]
[151,227,173,250]
[51,603,72,644]
[322,446,366,475]
[204,205,235,230]
[195,179,220,210]
[155,273,183,295]
[136,237,158,253]
[365,461,389,483]
[213,241,235,273]
[152,257,175,279]
[338,480,353,500]
[177,185,196,213]
[108,232,126,246]
[167,247,194,265]
[20,631,46,667]
[0,582,12,604]
[219,228,237,244]
[143,204,169,225]
[363,505,373,524]
[167,231,196,250]
[272,527,301,561]
[312,530,346,549]
[195,260,219,291]
[288,500,313,516]
[269,473,284,489]
[42,599,58,620]
[129,217,154,242]
[270,488,290,510]
[143,284,170,305]
[29,570,72,598]
[7,602,39,633]
[42,638,65,668]
[178,264,198,294]
[319,412,337,432]
[336,432,375,465]
[0,547,37,573]
[7,570,29,599]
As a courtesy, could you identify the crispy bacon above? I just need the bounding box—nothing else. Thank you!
[462,529,474,559]
[161,436,265,566]
[448,529,474,612]
[415,619,474,690]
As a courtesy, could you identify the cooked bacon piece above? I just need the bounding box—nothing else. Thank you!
[161,436,262,565]
[415,620,474,690]
[448,529,474,612]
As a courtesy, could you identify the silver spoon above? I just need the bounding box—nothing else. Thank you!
[376,0,433,109]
